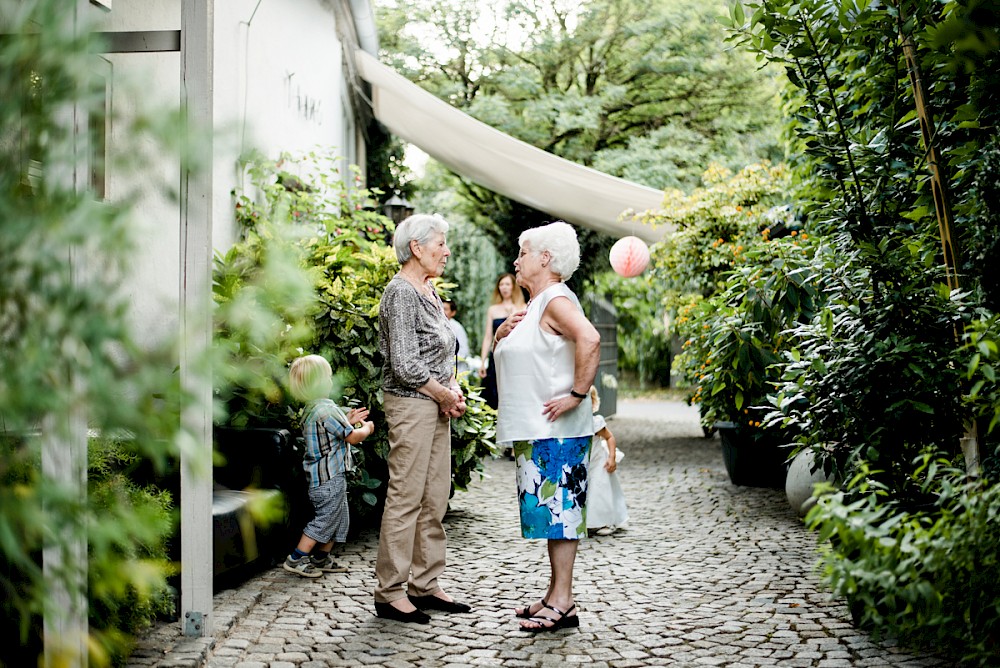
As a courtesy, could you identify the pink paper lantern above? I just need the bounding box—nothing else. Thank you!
[609,235,650,278]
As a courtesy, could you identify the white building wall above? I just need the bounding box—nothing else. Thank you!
[95,0,358,344]
[214,0,350,248]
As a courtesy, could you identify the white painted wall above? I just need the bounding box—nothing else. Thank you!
[94,0,363,344]
[213,0,353,248]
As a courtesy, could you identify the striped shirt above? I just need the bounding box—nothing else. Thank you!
[379,274,457,400]
[301,398,354,488]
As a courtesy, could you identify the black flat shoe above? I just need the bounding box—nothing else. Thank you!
[374,601,431,624]
[409,594,472,614]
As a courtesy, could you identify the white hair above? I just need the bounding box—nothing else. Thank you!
[518,221,580,281]
[393,213,449,264]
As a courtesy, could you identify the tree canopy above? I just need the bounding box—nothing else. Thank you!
[377,0,785,264]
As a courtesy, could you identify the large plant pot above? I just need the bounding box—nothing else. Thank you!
[785,448,835,516]
[715,422,788,488]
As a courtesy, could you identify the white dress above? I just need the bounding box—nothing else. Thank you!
[587,414,629,529]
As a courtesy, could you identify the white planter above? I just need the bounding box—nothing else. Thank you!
[785,449,834,517]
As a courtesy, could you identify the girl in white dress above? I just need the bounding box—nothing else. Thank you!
[586,386,629,535]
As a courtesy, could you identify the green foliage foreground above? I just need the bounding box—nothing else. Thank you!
[715,0,1000,660]
[810,458,1000,663]
[1,2,190,664]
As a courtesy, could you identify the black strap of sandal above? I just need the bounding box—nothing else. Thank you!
[526,603,576,626]
[517,597,548,618]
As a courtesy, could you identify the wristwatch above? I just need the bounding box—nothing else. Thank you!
[569,389,587,399]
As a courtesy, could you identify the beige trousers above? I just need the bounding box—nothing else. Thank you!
[374,393,452,603]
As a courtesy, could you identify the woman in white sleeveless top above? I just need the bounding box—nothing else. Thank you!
[492,221,601,633]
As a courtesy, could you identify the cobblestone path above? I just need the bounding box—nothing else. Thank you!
[129,401,946,667]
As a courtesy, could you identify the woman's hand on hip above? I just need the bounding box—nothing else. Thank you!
[542,394,582,422]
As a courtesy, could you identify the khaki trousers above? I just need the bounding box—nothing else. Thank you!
[374,393,452,603]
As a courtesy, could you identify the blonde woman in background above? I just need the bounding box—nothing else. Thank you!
[478,273,527,410]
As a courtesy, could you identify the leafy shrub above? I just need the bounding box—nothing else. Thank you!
[758,212,974,496]
[645,162,792,301]
[639,163,807,427]
[809,458,1000,665]
[965,314,1000,437]
[1,2,189,664]
[87,440,175,666]
[605,162,793,391]
[220,152,498,528]
[675,232,823,431]
[726,0,1000,656]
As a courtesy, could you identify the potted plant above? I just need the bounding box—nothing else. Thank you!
[673,231,823,487]
[632,163,818,486]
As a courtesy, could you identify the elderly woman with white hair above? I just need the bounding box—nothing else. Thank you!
[492,221,601,632]
[374,214,470,624]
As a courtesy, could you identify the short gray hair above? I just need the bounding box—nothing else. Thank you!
[518,221,580,281]
[392,214,450,264]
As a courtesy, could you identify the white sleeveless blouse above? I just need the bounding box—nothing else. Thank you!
[494,283,594,445]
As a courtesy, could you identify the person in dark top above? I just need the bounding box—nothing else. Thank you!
[477,272,527,409]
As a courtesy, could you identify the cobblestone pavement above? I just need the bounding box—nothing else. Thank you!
[128,400,948,668]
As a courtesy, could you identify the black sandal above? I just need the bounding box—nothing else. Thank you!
[514,597,548,619]
[520,603,579,633]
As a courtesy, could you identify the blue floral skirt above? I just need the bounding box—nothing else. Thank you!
[514,436,591,540]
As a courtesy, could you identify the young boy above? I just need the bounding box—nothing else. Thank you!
[285,354,375,578]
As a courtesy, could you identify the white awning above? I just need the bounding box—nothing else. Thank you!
[355,50,669,243]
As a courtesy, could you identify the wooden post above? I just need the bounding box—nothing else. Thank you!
[896,5,980,472]
[179,0,215,636]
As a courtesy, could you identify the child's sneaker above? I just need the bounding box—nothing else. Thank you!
[283,555,323,578]
[595,526,616,536]
[310,554,349,573]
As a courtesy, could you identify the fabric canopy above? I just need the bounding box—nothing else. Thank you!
[355,50,669,243]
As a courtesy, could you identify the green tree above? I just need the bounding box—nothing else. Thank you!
[381,0,782,187]
[377,0,785,285]
[724,0,1000,659]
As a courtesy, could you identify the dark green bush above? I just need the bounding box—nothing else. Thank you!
[87,440,175,666]
[726,0,1000,657]
[769,233,971,496]
[809,458,1000,665]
